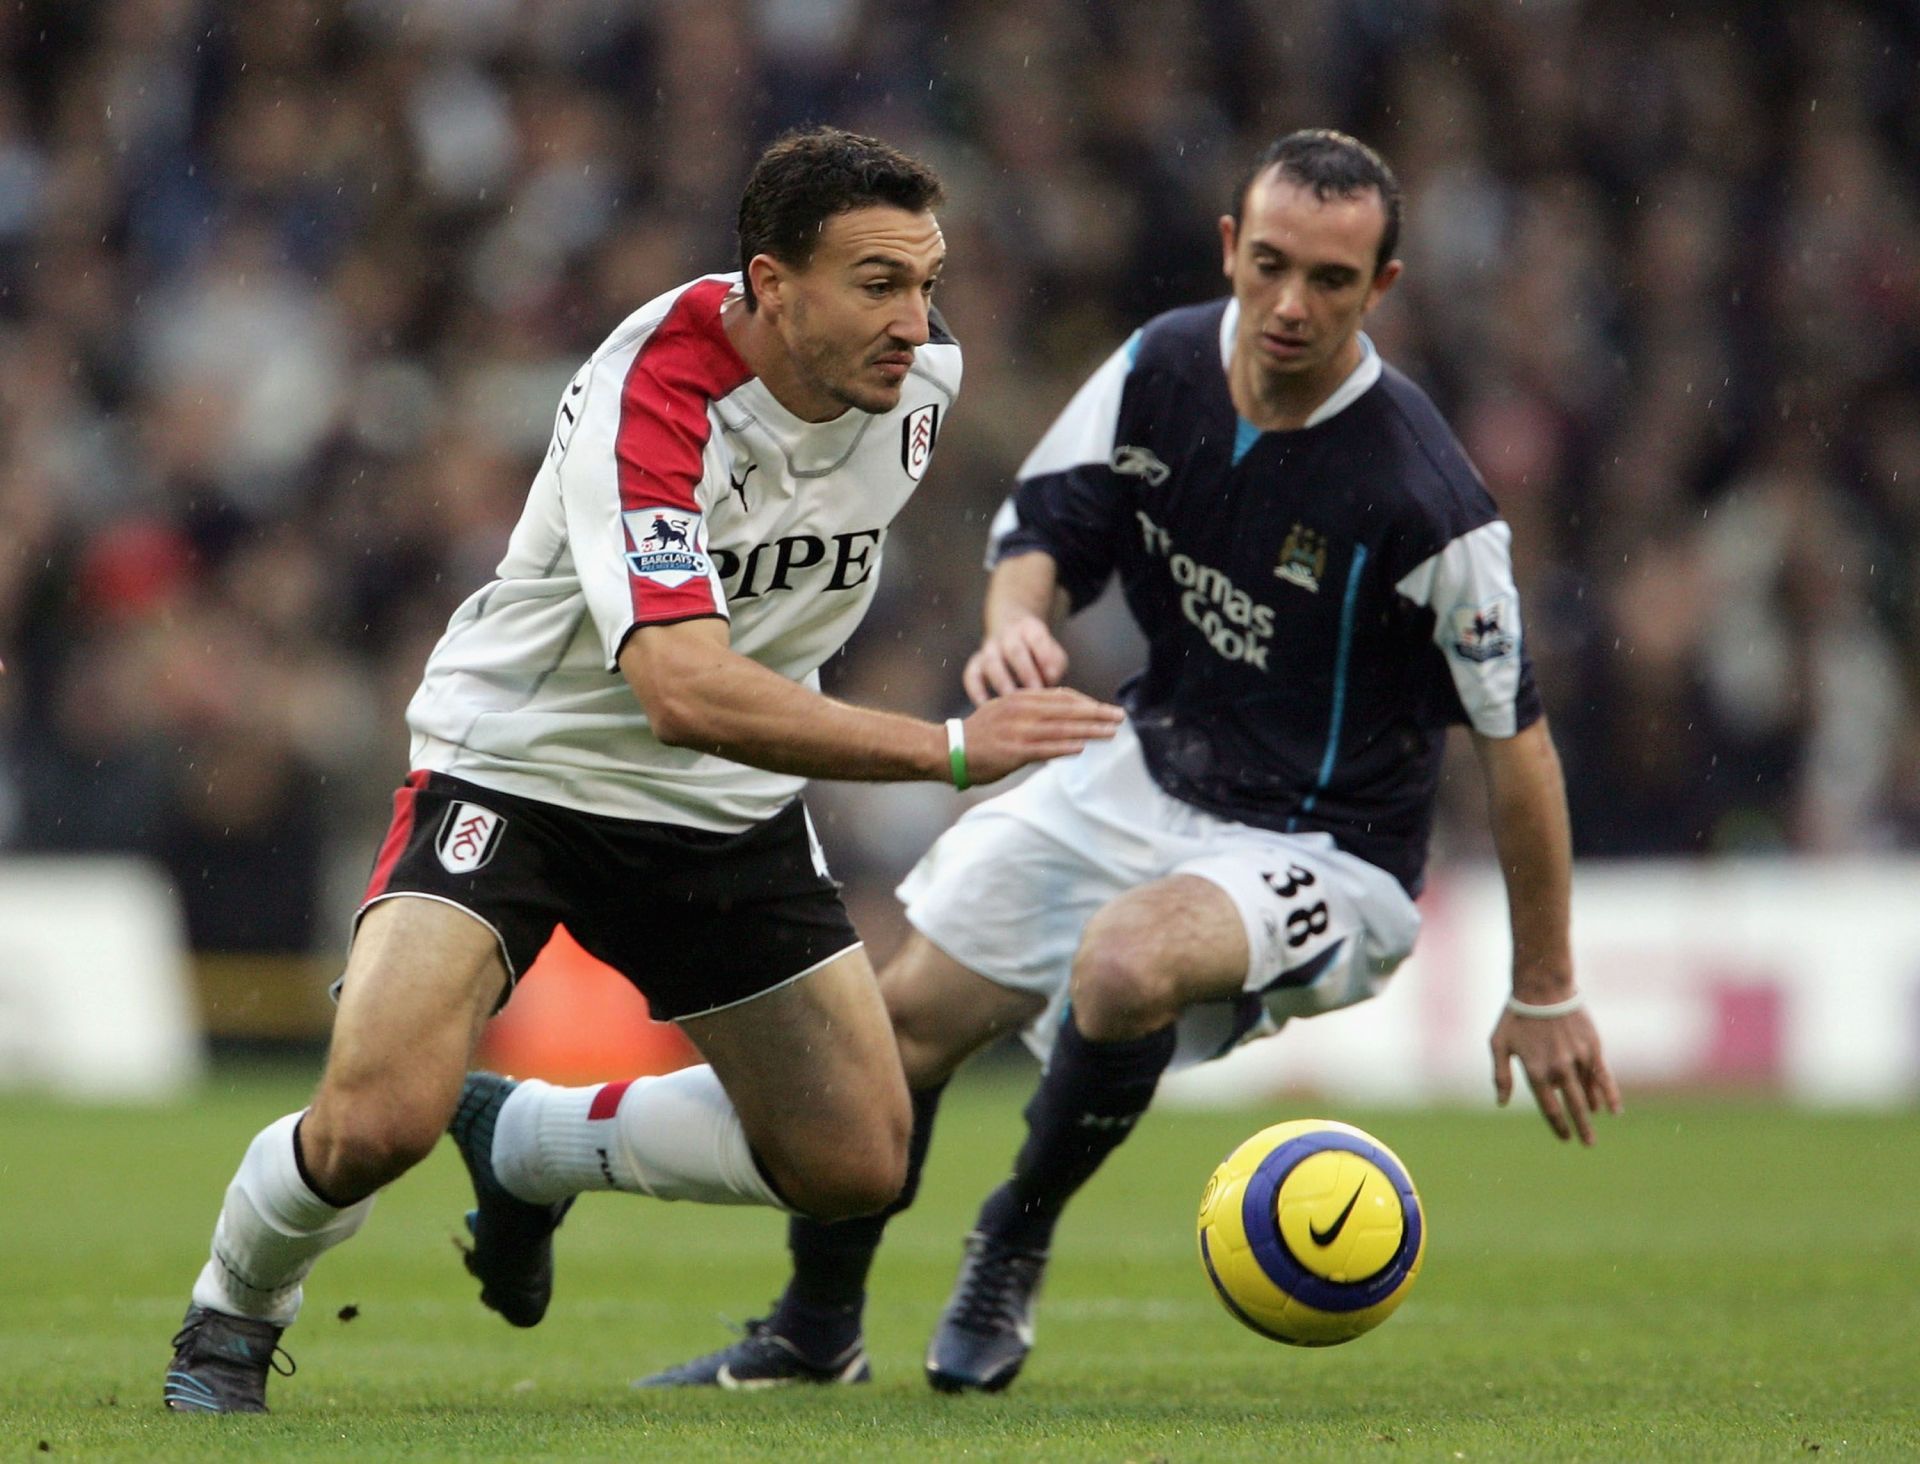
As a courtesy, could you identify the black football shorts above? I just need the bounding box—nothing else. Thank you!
[353,771,861,1020]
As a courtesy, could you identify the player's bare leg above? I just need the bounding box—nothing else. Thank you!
[306,898,509,1196]
[883,931,1048,1088]
[480,946,911,1222]
[457,945,932,1348]
[635,933,1043,1388]
[928,875,1251,1393]
[167,898,506,1413]
[1061,873,1250,1038]
[680,946,915,1218]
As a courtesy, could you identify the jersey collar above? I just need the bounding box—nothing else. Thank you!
[1217,299,1382,428]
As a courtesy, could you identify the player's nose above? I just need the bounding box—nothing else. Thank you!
[889,291,931,348]
[1269,274,1308,323]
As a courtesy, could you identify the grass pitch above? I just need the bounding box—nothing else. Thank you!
[2,1066,1917,1461]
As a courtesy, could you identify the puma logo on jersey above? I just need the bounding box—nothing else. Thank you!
[547,372,590,459]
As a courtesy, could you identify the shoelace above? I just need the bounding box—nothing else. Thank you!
[672,1313,779,1372]
[171,1315,297,1378]
[950,1245,1045,1333]
[733,1316,777,1347]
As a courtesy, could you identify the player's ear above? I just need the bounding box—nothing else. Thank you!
[1218,214,1238,281]
[746,252,787,315]
[1366,257,1403,310]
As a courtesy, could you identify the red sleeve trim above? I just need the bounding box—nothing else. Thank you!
[611,612,729,667]
[616,279,753,625]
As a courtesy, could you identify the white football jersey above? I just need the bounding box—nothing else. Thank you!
[405,274,962,830]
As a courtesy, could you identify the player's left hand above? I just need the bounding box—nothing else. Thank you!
[962,614,1069,705]
[1491,1005,1621,1146]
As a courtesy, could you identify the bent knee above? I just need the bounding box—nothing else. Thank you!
[891,1010,974,1088]
[774,1127,909,1222]
[303,1090,447,1195]
[882,949,1041,1086]
[1071,924,1183,1040]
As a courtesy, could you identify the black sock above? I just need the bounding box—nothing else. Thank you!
[771,1083,947,1356]
[976,1018,1177,1253]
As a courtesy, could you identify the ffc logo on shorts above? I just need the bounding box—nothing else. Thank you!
[436,802,506,874]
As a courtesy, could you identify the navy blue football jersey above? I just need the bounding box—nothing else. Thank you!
[989,299,1542,894]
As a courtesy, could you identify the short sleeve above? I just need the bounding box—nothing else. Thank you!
[1393,519,1541,737]
[986,335,1138,611]
[555,280,750,668]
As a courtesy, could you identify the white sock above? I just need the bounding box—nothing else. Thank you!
[490,1066,788,1211]
[190,1112,374,1328]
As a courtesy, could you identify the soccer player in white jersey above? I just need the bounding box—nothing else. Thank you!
[640,130,1623,1394]
[162,127,1122,1414]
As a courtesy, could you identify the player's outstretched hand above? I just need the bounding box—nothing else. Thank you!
[963,614,1070,705]
[960,687,1123,785]
[1491,1005,1622,1146]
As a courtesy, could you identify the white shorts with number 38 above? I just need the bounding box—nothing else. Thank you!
[898,720,1421,1069]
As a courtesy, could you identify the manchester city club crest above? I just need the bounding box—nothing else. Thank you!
[621,507,709,587]
[1273,523,1327,593]
[902,402,939,481]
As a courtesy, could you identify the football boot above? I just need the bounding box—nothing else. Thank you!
[632,1316,871,1390]
[924,1231,1049,1393]
[163,1305,292,1413]
[448,1071,574,1327]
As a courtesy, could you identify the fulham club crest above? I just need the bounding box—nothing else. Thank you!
[902,403,939,481]
[436,802,506,874]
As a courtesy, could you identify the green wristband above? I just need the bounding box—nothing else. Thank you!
[945,717,970,791]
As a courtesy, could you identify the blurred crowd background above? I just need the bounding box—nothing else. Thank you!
[1,0,1916,963]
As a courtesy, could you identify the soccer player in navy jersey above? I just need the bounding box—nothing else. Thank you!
[160,127,1121,1414]
[641,129,1620,1394]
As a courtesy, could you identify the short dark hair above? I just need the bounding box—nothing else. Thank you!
[737,127,945,309]
[1232,129,1401,275]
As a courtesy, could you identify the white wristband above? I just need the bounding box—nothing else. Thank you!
[1505,992,1586,1019]
[945,717,970,791]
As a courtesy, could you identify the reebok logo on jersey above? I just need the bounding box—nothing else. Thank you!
[1447,596,1517,663]
[902,403,940,481]
[622,508,710,588]
[436,802,506,874]
[1110,444,1171,486]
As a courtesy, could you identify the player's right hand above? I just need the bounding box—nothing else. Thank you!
[1491,1005,1622,1147]
[959,687,1122,785]
[963,615,1070,704]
